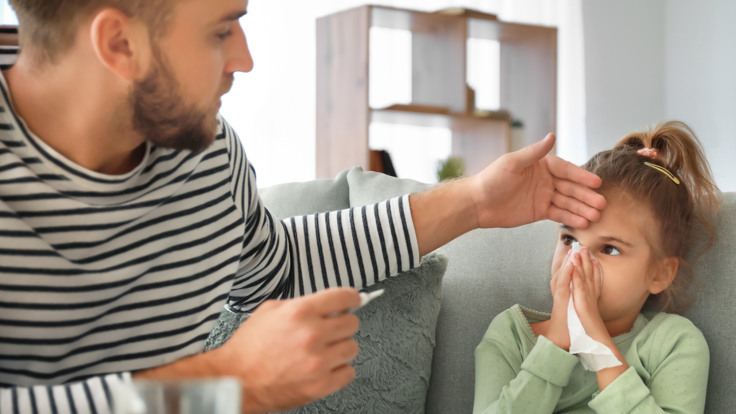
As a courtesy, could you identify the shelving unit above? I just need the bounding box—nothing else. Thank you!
[316,5,556,180]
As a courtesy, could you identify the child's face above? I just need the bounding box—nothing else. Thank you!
[550,191,667,335]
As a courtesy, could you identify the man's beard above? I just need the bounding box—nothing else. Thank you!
[129,50,218,154]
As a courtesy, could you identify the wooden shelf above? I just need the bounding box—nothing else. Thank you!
[316,5,556,179]
[435,7,499,21]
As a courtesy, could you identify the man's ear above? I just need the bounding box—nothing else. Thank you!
[89,8,149,81]
[649,257,679,295]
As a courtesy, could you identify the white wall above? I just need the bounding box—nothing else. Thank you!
[221,0,509,188]
[582,0,736,191]
[581,0,666,155]
[665,0,736,191]
[1,1,16,24]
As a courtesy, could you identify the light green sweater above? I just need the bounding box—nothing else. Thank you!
[473,305,709,414]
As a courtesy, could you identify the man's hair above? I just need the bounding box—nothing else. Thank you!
[8,0,175,64]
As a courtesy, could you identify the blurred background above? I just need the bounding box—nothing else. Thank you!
[2,0,734,190]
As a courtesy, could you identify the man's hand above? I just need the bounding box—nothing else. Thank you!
[412,133,606,255]
[469,133,605,230]
[134,288,361,414]
[225,288,361,413]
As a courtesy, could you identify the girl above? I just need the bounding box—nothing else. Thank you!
[473,121,720,413]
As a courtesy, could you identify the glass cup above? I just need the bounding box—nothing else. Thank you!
[112,378,241,414]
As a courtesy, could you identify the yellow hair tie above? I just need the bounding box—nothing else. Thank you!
[644,162,680,185]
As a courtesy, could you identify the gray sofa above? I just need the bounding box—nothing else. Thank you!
[248,167,735,413]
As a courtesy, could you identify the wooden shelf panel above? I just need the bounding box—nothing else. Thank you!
[316,7,371,178]
[316,5,556,179]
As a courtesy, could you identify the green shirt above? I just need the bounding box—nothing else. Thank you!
[473,305,709,413]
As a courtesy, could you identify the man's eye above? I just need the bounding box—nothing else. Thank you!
[561,234,576,246]
[216,30,234,40]
[602,245,621,256]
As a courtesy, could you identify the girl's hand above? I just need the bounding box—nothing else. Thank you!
[570,248,630,390]
[570,249,608,343]
[546,251,574,350]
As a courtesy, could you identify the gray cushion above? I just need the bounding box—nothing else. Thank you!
[682,192,736,414]
[203,253,447,414]
[281,252,447,414]
[259,168,351,217]
[346,168,434,205]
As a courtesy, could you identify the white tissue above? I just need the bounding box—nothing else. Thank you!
[567,242,622,371]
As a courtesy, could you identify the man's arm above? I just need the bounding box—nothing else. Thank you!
[0,373,131,414]
[134,287,361,414]
[412,133,605,255]
[222,122,419,309]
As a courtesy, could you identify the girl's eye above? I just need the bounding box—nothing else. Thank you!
[602,245,621,256]
[561,234,576,246]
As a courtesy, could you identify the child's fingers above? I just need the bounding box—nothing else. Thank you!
[554,259,574,300]
[578,248,602,300]
[580,248,594,282]
[551,250,572,294]
[570,267,590,314]
[592,258,602,298]
[570,265,582,296]
[573,250,599,300]
[571,265,599,317]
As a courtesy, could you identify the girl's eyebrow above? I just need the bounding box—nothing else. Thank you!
[600,236,634,248]
[559,225,634,248]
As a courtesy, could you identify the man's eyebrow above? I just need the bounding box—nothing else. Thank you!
[219,10,247,23]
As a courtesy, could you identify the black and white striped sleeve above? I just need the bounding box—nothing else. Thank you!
[222,122,420,312]
[278,196,419,297]
[0,372,131,414]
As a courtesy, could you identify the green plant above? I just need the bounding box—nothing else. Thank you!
[436,157,466,182]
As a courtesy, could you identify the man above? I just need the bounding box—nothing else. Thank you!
[0,0,605,413]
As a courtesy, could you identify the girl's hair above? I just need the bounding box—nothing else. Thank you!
[582,121,721,313]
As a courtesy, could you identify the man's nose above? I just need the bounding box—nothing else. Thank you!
[226,24,254,74]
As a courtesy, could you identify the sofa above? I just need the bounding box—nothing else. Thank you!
[208,166,735,413]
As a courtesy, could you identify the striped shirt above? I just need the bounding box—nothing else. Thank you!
[0,74,420,413]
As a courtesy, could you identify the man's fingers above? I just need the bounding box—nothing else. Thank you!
[547,204,593,229]
[322,313,360,345]
[554,178,607,212]
[325,364,357,394]
[327,338,360,367]
[549,191,602,226]
[546,153,603,189]
[302,287,361,317]
[512,133,556,168]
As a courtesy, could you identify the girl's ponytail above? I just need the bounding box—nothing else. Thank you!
[583,121,721,312]
[617,122,721,249]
